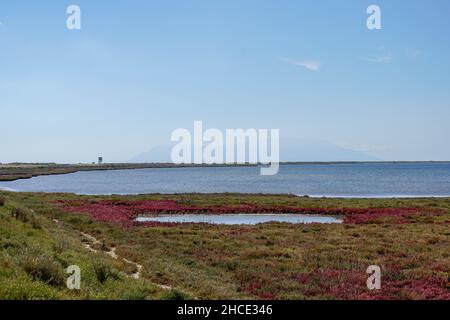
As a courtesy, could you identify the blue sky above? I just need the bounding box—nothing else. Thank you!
[1,0,449,162]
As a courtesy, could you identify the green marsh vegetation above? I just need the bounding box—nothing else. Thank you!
[0,193,168,299]
[0,191,448,299]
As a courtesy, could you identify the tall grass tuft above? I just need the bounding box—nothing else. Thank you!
[161,288,192,300]
[21,254,65,287]
[11,208,30,223]
[10,207,42,229]
[93,261,120,284]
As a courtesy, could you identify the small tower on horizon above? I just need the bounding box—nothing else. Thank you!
[98,157,103,164]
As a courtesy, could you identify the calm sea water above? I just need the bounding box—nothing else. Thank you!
[1,163,449,197]
[135,214,342,225]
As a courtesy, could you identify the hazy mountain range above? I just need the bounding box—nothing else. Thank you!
[129,139,380,163]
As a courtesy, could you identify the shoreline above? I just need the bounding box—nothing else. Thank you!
[1,186,449,200]
[306,194,450,199]
[0,163,256,182]
[1,161,449,182]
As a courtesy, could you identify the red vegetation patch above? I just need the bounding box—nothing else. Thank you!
[54,199,443,227]
[295,269,450,300]
[59,200,136,227]
[341,207,437,224]
[242,281,276,300]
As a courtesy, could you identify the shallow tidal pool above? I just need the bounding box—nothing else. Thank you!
[135,214,343,225]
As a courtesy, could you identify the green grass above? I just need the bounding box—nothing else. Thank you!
[0,193,168,299]
[0,191,449,299]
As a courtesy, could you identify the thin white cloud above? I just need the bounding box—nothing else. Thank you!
[406,48,421,59]
[284,58,320,71]
[363,53,392,63]
[362,47,393,63]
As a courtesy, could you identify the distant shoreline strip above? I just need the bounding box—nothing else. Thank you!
[1,186,449,199]
[304,194,450,199]
[0,186,18,192]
